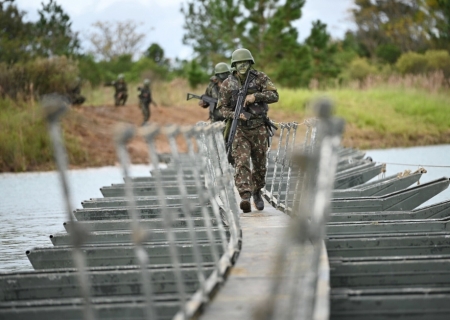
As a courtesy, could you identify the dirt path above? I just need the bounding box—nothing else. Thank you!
[63,102,437,170]
[64,103,216,168]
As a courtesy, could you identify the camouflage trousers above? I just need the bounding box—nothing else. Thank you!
[114,92,128,106]
[139,100,150,122]
[231,124,268,196]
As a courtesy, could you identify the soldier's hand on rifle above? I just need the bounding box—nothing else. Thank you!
[198,100,208,108]
[245,94,255,105]
[239,113,249,120]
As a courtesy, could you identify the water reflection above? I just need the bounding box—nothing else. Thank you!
[0,165,152,272]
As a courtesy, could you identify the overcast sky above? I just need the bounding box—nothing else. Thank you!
[15,0,356,61]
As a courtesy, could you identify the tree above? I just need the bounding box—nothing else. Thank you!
[305,20,340,83]
[428,0,450,50]
[351,0,434,57]
[145,43,165,64]
[34,0,80,57]
[180,0,307,85]
[0,0,33,64]
[87,20,146,61]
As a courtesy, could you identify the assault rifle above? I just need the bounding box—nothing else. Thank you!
[225,70,257,158]
[186,93,218,114]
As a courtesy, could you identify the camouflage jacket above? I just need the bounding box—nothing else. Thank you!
[217,69,278,120]
[112,81,127,94]
[138,85,152,103]
[205,76,220,100]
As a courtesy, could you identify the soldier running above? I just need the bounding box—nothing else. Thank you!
[137,78,158,126]
[105,74,128,106]
[217,48,279,213]
[199,62,231,122]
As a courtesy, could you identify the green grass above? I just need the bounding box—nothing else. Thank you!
[0,99,87,172]
[276,87,450,138]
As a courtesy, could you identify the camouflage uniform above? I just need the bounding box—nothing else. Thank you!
[68,78,85,105]
[218,70,278,197]
[138,84,153,124]
[204,76,224,122]
[106,79,128,106]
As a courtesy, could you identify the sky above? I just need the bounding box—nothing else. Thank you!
[15,0,356,61]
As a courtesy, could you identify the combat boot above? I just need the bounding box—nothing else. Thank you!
[239,192,252,213]
[253,189,264,211]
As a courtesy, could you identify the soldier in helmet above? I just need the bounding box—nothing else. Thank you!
[68,77,85,105]
[137,78,158,126]
[105,74,128,106]
[199,62,231,122]
[218,48,279,213]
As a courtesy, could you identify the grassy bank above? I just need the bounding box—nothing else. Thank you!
[1,79,449,172]
[276,87,450,148]
[0,99,88,172]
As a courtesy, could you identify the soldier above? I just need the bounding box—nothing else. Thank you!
[199,62,231,122]
[217,48,279,213]
[105,74,128,106]
[137,78,158,126]
[68,77,85,105]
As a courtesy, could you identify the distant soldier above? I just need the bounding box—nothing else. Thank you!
[137,78,158,126]
[199,62,231,122]
[68,77,85,105]
[105,74,128,106]
[218,48,279,213]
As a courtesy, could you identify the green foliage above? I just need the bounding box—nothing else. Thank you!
[351,0,434,57]
[347,58,377,81]
[305,20,340,83]
[181,0,307,80]
[0,98,87,172]
[129,57,171,82]
[97,54,134,82]
[0,56,79,99]
[145,43,165,65]
[78,55,103,86]
[425,50,450,77]
[376,44,402,64]
[0,1,33,64]
[396,52,428,74]
[187,60,209,88]
[34,0,80,57]
[0,99,52,171]
[396,50,450,76]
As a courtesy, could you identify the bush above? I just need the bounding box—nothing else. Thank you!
[425,50,450,78]
[376,44,402,64]
[187,60,209,89]
[396,52,429,75]
[0,56,79,100]
[128,57,170,83]
[348,58,377,81]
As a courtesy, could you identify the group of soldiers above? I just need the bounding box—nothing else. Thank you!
[71,48,278,214]
[198,48,279,214]
[105,75,158,126]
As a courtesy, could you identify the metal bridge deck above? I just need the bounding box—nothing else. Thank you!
[201,199,288,319]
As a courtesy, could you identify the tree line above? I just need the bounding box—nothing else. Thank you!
[1,0,450,100]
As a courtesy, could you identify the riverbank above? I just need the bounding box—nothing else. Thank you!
[1,80,449,172]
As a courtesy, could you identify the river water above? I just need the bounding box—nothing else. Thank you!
[1,145,449,272]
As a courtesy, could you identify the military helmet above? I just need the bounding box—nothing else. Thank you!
[118,74,124,80]
[143,78,150,85]
[231,48,255,66]
[214,62,231,75]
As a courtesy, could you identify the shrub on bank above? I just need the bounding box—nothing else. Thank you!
[0,56,79,100]
[0,99,87,172]
[396,50,450,77]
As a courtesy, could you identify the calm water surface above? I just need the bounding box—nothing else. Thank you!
[1,145,449,272]
[0,165,153,272]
